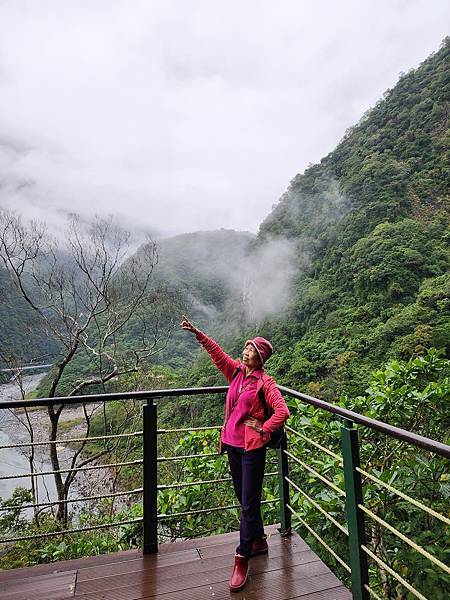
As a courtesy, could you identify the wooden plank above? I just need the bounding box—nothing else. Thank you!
[158,529,237,553]
[76,531,308,587]
[77,528,297,583]
[77,550,320,594]
[0,549,141,582]
[134,566,343,600]
[75,556,330,599]
[0,527,351,600]
[0,570,76,600]
[231,564,348,600]
[150,572,348,600]
[77,550,319,594]
[76,548,200,582]
[292,588,352,600]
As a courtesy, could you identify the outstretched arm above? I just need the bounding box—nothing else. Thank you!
[180,316,240,383]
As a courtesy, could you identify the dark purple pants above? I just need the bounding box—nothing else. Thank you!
[226,444,266,557]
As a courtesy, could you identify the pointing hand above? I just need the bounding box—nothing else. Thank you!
[180,315,199,334]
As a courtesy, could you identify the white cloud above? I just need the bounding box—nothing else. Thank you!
[0,0,448,236]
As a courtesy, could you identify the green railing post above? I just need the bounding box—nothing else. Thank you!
[341,419,369,600]
[143,398,158,554]
[277,433,292,536]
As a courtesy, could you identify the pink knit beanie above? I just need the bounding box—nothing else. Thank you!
[245,336,273,365]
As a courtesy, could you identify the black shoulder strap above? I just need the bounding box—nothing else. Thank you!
[258,375,271,418]
[231,366,241,381]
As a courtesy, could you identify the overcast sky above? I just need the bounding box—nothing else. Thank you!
[0,1,448,238]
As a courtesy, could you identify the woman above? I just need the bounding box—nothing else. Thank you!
[180,316,290,592]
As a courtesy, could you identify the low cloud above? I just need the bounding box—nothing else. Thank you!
[154,231,298,325]
[0,1,448,236]
[236,238,298,323]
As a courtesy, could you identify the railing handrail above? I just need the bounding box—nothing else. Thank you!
[0,386,229,409]
[1,384,448,458]
[279,386,450,459]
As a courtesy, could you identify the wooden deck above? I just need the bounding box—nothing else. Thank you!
[0,525,351,600]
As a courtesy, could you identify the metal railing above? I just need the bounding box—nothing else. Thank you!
[0,386,278,550]
[277,385,450,600]
[0,384,448,600]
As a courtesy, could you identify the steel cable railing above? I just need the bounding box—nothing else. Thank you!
[0,488,143,512]
[0,384,448,600]
[0,421,146,544]
[358,504,449,574]
[0,430,143,450]
[285,475,348,536]
[0,420,146,543]
[282,426,351,585]
[284,448,346,497]
[285,502,351,573]
[361,545,428,600]
[157,471,278,491]
[0,391,225,551]
[2,518,144,544]
[285,424,343,464]
[279,385,450,600]
[0,390,279,557]
[158,499,279,521]
[356,466,450,525]
[157,452,218,461]
[0,459,143,481]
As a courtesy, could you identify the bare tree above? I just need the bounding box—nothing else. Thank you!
[0,209,177,524]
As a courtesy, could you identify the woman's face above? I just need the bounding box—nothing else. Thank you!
[242,343,262,370]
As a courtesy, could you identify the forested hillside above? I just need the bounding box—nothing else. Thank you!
[186,38,449,410]
[0,268,59,378]
[148,229,255,367]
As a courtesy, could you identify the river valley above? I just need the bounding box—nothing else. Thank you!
[0,374,56,502]
[0,374,123,515]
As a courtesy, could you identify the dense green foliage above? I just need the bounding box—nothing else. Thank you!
[286,350,450,598]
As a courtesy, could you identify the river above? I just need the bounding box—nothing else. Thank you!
[0,373,60,503]
[0,374,128,516]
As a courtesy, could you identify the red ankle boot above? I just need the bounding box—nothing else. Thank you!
[230,554,249,592]
[250,536,268,557]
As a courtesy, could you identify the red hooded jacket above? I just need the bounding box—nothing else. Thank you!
[195,331,290,451]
